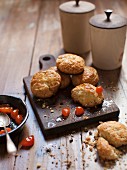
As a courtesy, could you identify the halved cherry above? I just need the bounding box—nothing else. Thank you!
[0,107,13,114]
[11,109,19,119]
[75,106,84,116]
[62,108,70,117]
[20,135,34,148]
[15,114,23,125]
[96,86,103,94]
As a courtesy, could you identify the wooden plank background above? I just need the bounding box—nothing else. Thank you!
[0,0,127,170]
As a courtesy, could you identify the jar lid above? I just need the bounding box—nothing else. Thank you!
[59,1,95,14]
[89,9,127,29]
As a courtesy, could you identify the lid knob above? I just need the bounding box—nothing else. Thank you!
[104,9,113,21]
[75,0,80,6]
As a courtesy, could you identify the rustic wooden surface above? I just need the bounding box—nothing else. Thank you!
[0,0,127,170]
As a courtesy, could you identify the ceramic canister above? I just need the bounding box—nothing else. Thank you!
[89,10,127,70]
[59,0,95,55]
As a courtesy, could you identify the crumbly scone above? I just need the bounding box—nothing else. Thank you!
[56,54,85,74]
[97,137,121,160]
[71,83,104,107]
[31,70,61,98]
[97,121,127,147]
[72,66,99,86]
[49,66,71,89]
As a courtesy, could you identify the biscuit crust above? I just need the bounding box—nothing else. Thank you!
[56,54,85,74]
[97,137,120,160]
[97,121,127,147]
[72,66,99,86]
[31,70,61,98]
[49,66,71,89]
[71,83,104,107]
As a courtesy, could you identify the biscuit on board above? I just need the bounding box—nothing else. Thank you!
[97,137,121,160]
[71,83,104,107]
[49,66,71,89]
[56,54,85,74]
[97,121,127,147]
[31,70,61,98]
[72,66,99,86]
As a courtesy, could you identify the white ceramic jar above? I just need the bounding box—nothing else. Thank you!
[59,0,95,55]
[89,10,127,70]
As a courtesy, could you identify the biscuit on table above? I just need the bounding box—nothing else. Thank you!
[72,66,99,86]
[97,121,127,147]
[56,54,85,74]
[31,70,61,98]
[49,66,71,89]
[97,137,121,160]
[71,83,104,107]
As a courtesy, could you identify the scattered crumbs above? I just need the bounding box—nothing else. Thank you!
[64,160,72,169]
[84,127,88,132]
[84,116,89,120]
[37,163,41,169]
[69,138,73,143]
[89,146,93,152]
[37,99,41,102]
[49,153,56,158]
[42,103,46,108]
[99,121,103,124]
[85,136,91,141]
[15,154,18,157]
[89,131,92,135]
[50,109,54,113]
[46,148,51,153]
[94,131,99,140]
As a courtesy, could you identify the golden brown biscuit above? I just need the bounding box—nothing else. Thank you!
[97,121,127,147]
[31,70,61,98]
[56,54,85,74]
[71,83,104,107]
[72,66,99,86]
[97,137,121,160]
[49,66,71,89]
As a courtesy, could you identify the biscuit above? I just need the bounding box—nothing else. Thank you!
[97,137,121,160]
[31,70,61,98]
[56,54,85,74]
[71,83,104,107]
[72,66,99,86]
[97,121,127,147]
[49,66,71,89]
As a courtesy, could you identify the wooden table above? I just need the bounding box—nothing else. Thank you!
[0,0,127,169]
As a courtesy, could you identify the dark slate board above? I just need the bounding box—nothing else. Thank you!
[23,55,120,137]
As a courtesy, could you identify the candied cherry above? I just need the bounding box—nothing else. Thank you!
[75,106,84,116]
[62,108,70,117]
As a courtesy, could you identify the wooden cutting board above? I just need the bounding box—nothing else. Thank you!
[23,54,120,137]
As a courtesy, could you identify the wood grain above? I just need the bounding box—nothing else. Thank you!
[0,0,127,170]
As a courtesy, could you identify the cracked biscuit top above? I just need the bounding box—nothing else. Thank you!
[97,137,121,160]
[49,66,71,89]
[71,83,104,107]
[97,121,127,147]
[56,54,85,74]
[72,66,99,86]
[31,70,61,98]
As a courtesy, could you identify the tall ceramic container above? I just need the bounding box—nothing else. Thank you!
[59,0,95,55]
[89,10,127,70]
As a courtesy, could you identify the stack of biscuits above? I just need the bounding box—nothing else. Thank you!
[31,53,104,107]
